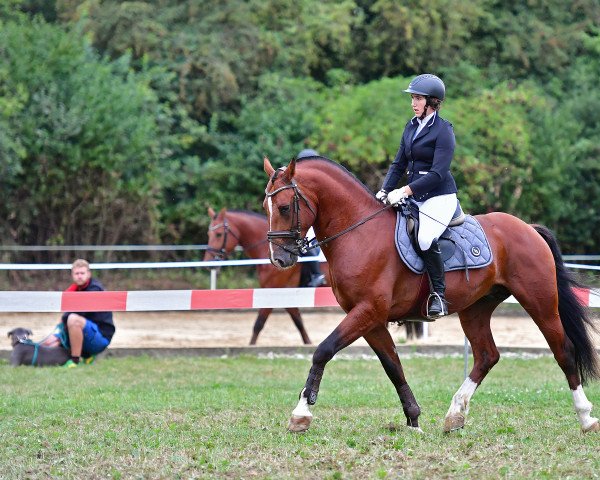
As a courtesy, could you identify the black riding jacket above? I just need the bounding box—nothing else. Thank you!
[382,113,458,202]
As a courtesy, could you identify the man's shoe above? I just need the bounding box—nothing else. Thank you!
[63,359,79,368]
[82,355,96,365]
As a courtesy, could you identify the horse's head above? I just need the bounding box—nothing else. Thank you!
[204,207,240,260]
[263,157,316,269]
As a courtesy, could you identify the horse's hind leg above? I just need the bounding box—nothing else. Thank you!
[365,324,421,430]
[445,298,502,432]
[286,308,311,344]
[514,290,600,432]
[250,308,272,345]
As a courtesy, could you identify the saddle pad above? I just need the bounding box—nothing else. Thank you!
[395,212,493,274]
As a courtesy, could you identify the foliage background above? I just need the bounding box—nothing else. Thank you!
[1,0,599,256]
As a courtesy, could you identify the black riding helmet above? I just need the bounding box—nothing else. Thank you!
[404,74,445,101]
[297,149,319,159]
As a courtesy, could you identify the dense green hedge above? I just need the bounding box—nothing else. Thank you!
[1,0,599,253]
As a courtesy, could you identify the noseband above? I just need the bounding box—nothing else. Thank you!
[265,178,316,256]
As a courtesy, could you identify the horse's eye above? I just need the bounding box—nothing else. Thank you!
[279,205,290,215]
[215,233,222,238]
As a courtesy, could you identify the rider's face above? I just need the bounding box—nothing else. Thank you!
[411,94,427,117]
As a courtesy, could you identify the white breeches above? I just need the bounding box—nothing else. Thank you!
[416,193,458,251]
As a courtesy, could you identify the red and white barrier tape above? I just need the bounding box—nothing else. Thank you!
[0,287,598,312]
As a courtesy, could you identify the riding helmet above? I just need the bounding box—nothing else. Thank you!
[297,149,319,159]
[404,74,445,100]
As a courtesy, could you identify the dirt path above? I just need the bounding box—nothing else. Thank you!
[2,308,583,350]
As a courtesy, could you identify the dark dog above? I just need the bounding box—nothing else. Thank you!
[7,328,70,367]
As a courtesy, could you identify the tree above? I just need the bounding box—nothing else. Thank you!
[0,18,166,256]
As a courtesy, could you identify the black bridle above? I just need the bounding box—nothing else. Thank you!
[265,179,317,256]
[206,218,240,259]
[265,173,394,256]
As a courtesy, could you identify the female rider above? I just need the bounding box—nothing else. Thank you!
[376,74,457,320]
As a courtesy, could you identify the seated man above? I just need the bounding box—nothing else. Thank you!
[43,259,115,367]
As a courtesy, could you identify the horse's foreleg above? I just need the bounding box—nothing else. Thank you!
[288,304,382,432]
[250,308,272,345]
[446,300,501,432]
[286,308,311,344]
[364,325,422,431]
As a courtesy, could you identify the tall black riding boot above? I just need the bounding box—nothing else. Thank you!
[421,239,448,320]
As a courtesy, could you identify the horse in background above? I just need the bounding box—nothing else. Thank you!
[263,155,599,434]
[204,207,329,345]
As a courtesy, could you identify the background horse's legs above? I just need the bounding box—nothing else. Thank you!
[445,299,502,432]
[285,307,311,344]
[405,322,423,341]
[250,308,272,345]
[364,324,421,430]
[289,304,385,432]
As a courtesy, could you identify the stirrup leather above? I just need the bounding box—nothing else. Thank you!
[426,292,448,319]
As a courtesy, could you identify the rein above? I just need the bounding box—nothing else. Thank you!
[309,204,395,250]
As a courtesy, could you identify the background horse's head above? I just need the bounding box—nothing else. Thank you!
[263,157,316,269]
[204,207,241,260]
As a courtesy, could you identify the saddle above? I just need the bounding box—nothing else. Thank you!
[394,200,493,279]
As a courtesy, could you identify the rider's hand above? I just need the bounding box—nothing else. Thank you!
[387,188,408,206]
[375,189,388,203]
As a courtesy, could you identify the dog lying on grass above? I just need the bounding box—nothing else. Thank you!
[7,327,70,367]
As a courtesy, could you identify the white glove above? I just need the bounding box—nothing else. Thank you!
[387,188,408,205]
[375,189,388,203]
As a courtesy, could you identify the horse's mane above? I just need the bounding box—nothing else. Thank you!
[297,156,377,198]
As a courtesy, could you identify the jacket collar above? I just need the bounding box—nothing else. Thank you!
[409,112,437,145]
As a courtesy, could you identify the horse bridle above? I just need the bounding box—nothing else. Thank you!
[265,177,317,256]
[265,172,394,256]
[206,218,240,259]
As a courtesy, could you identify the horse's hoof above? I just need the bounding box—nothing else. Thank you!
[288,415,312,433]
[443,413,465,433]
[582,421,600,433]
[408,425,424,434]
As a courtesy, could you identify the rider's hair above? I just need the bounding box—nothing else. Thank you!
[427,97,442,111]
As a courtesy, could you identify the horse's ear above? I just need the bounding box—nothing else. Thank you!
[264,156,275,177]
[219,207,227,216]
[207,206,215,218]
[283,158,296,181]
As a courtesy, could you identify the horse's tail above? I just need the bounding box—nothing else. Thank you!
[533,224,600,384]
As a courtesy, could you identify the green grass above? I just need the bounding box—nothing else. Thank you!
[0,355,598,479]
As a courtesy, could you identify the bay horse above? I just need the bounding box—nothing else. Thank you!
[204,207,329,345]
[263,155,600,434]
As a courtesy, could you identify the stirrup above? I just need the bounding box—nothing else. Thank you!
[426,292,448,321]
